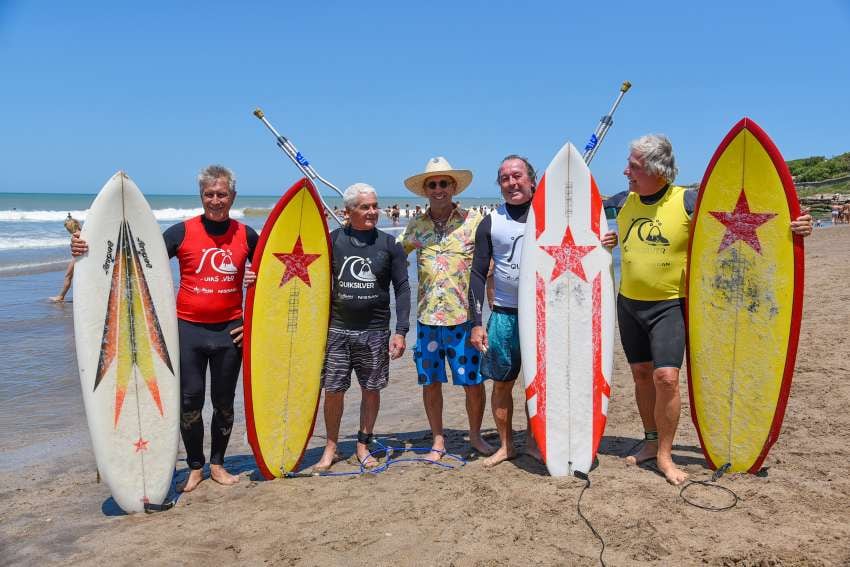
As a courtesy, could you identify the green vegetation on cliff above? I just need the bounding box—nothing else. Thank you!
[787,152,850,182]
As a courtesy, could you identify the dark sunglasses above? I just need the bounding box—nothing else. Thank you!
[426,180,453,190]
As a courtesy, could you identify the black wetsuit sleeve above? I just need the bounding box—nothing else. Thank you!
[469,215,493,327]
[162,222,185,259]
[684,189,698,216]
[246,226,260,260]
[389,238,411,336]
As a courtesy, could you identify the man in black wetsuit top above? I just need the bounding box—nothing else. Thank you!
[312,183,411,471]
[72,165,259,492]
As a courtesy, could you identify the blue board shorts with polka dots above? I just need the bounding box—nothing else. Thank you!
[412,321,483,386]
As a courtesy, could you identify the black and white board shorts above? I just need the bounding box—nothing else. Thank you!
[321,327,391,392]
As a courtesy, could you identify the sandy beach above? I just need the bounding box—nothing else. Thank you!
[2,225,849,566]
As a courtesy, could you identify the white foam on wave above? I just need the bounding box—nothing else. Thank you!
[0,258,68,275]
[0,236,73,251]
[0,209,90,222]
[0,208,246,222]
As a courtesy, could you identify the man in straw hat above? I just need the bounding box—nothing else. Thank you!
[398,157,495,461]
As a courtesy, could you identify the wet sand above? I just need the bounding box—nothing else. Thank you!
[2,226,850,566]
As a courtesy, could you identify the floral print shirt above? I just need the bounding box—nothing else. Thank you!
[398,205,483,326]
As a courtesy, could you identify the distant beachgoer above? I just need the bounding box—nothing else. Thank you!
[72,165,258,493]
[604,134,812,485]
[841,203,849,224]
[398,156,494,461]
[50,213,82,303]
[391,204,401,226]
[414,205,422,217]
[312,183,410,472]
[832,205,841,224]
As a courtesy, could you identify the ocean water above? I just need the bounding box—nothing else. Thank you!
[0,192,462,276]
[0,191,619,471]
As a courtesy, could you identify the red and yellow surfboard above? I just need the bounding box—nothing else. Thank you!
[687,118,804,473]
[243,178,332,479]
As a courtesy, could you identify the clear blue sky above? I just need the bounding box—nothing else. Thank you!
[2,1,848,198]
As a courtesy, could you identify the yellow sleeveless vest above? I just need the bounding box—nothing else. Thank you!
[617,185,690,300]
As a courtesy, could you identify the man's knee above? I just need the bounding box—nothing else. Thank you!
[653,367,680,391]
[180,409,202,431]
[630,362,654,383]
[181,390,204,412]
[492,379,515,395]
[463,383,484,395]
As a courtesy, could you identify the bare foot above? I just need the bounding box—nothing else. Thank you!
[49,296,65,303]
[355,443,379,469]
[625,442,658,466]
[424,447,445,462]
[210,464,240,486]
[523,435,543,462]
[178,468,204,493]
[469,436,495,456]
[657,456,688,486]
[314,446,342,471]
[482,446,516,467]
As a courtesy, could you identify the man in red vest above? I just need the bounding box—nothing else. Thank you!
[73,165,258,492]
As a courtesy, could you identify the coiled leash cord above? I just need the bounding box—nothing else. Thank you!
[678,463,739,512]
[284,433,467,478]
[627,434,739,512]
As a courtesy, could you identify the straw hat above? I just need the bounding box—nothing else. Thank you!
[404,157,473,197]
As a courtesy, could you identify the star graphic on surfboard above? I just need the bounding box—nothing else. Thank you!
[274,236,320,287]
[540,226,596,282]
[709,189,776,254]
[133,438,150,453]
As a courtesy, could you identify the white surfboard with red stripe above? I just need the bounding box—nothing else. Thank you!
[517,141,615,476]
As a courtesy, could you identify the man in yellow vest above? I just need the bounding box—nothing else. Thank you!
[606,134,812,485]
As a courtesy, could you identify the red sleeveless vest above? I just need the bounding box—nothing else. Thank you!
[176,216,250,323]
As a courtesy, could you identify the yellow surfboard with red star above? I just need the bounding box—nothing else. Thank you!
[74,172,180,513]
[244,178,331,478]
[687,118,804,474]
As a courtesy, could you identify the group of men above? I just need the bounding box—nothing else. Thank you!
[315,137,811,485]
[71,135,813,489]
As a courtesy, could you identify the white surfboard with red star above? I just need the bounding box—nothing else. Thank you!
[74,172,179,513]
[518,142,615,477]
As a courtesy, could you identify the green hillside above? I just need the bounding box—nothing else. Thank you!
[787,152,850,182]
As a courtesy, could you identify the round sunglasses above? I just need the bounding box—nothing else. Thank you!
[426,179,454,190]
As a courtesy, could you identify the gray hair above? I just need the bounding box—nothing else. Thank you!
[496,154,537,190]
[629,135,678,183]
[343,183,378,210]
[198,164,237,194]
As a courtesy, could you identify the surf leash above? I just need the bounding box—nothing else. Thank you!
[143,500,176,514]
[679,462,739,512]
[282,437,466,478]
[573,468,608,567]
[583,81,632,165]
[252,108,345,226]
